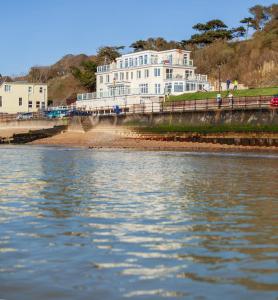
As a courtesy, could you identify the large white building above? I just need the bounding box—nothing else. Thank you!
[0,81,48,114]
[77,49,209,110]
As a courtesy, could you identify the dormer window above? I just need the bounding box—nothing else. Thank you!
[4,85,11,92]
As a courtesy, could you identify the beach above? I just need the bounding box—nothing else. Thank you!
[28,126,278,152]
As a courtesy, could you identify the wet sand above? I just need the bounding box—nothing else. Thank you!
[30,126,278,152]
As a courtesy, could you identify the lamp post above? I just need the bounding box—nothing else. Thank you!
[218,64,221,93]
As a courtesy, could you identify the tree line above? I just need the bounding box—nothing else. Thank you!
[71,3,277,91]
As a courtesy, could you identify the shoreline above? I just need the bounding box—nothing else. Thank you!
[29,128,278,153]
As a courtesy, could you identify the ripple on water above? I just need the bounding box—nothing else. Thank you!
[0,147,277,300]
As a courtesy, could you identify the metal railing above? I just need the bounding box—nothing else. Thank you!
[0,95,275,122]
[77,95,274,116]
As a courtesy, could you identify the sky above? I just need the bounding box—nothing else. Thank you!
[0,0,275,76]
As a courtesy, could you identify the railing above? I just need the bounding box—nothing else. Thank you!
[0,95,274,122]
[77,95,274,116]
[96,59,194,72]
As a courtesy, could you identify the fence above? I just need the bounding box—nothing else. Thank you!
[0,95,275,122]
[78,95,274,116]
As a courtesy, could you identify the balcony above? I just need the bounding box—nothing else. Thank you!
[97,65,110,73]
[165,74,208,82]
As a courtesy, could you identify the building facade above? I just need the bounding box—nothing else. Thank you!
[77,49,209,110]
[0,82,48,114]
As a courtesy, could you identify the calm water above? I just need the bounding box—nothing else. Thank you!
[0,146,277,300]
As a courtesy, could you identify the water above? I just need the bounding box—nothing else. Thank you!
[0,146,277,300]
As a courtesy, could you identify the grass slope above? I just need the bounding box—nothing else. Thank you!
[169,87,278,102]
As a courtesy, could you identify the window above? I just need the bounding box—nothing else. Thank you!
[134,58,138,66]
[151,55,158,64]
[166,69,173,79]
[137,70,141,79]
[19,97,23,106]
[155,84,161,94]
[36,101,40,108]
[129,58,133,67]
[119,60,123,68]
[125,59,128,68]
[139,56,143,65]
[144,69,149,78]
[144,55,148,64]
[100,89,103,97]
[28,101,32,108]
[41,102,45,109]
[154,68,161,77]
[0,96,2,107]
[139,84,148,94]
[131,72,133,80]
[174,82,184,92]
[100,76,103,83]
[39,87,43,93]
[4,85,11,92]
[114,73,118,80]
[28,86,32,93]
[165,83,172,93]
[126,72,129,80]
[167,54,173,64]
[183,54,188,65]
[185,70,193,79]
[120,72,124,80]
[106,75,110,83]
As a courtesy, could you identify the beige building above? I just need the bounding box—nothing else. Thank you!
[0,81,48,114]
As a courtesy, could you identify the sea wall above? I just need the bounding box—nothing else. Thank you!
[96,108,278,127]
[0,118,68,130]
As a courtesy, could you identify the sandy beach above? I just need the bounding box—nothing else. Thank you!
[27,126,278,152]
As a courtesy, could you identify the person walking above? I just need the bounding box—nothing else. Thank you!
[216,93,222,109]
[233,79,238,91]
[226,79,231,90]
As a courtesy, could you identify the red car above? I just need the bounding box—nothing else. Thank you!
[270,95,278,107]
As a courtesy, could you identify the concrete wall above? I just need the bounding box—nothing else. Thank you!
[93,108,278,127]
[0,118,68,130]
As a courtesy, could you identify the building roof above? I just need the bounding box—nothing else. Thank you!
[0,80,47,87]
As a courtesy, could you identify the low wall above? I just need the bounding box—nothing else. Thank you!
[0,119,68,130]
[95,108,278,127]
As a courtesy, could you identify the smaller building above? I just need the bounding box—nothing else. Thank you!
[0,81,48,114]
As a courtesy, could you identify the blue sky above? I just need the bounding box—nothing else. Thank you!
[0,0,274,75]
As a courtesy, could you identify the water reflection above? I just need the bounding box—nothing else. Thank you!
[0,146,277,300]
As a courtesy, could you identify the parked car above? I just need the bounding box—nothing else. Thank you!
[270,95,278,107]
[16,112,33,120]
[45,110,68,119]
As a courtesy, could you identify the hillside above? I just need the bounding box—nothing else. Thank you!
[192,19,278,87]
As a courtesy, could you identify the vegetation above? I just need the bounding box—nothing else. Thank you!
[181,19,245,47]
[71,60,97,92]
[169,87,278,101]
[134,124,278,134]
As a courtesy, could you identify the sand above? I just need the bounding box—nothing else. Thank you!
[29,126,278,152]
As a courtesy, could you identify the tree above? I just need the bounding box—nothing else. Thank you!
[231,26,247,39]
[249,5,269,30]
[130,37,181,52]
[96,46,124,64]
[240,17,256,39]
[71,60,97,92]
[182,19,233,47]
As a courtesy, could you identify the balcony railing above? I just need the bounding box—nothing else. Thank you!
[96,59,194,72]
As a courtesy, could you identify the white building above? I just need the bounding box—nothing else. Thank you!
[77,49,209,110]
[0,81,48,114]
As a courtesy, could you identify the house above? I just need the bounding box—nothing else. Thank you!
[0,81,48,114]
[76,49,210,110]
